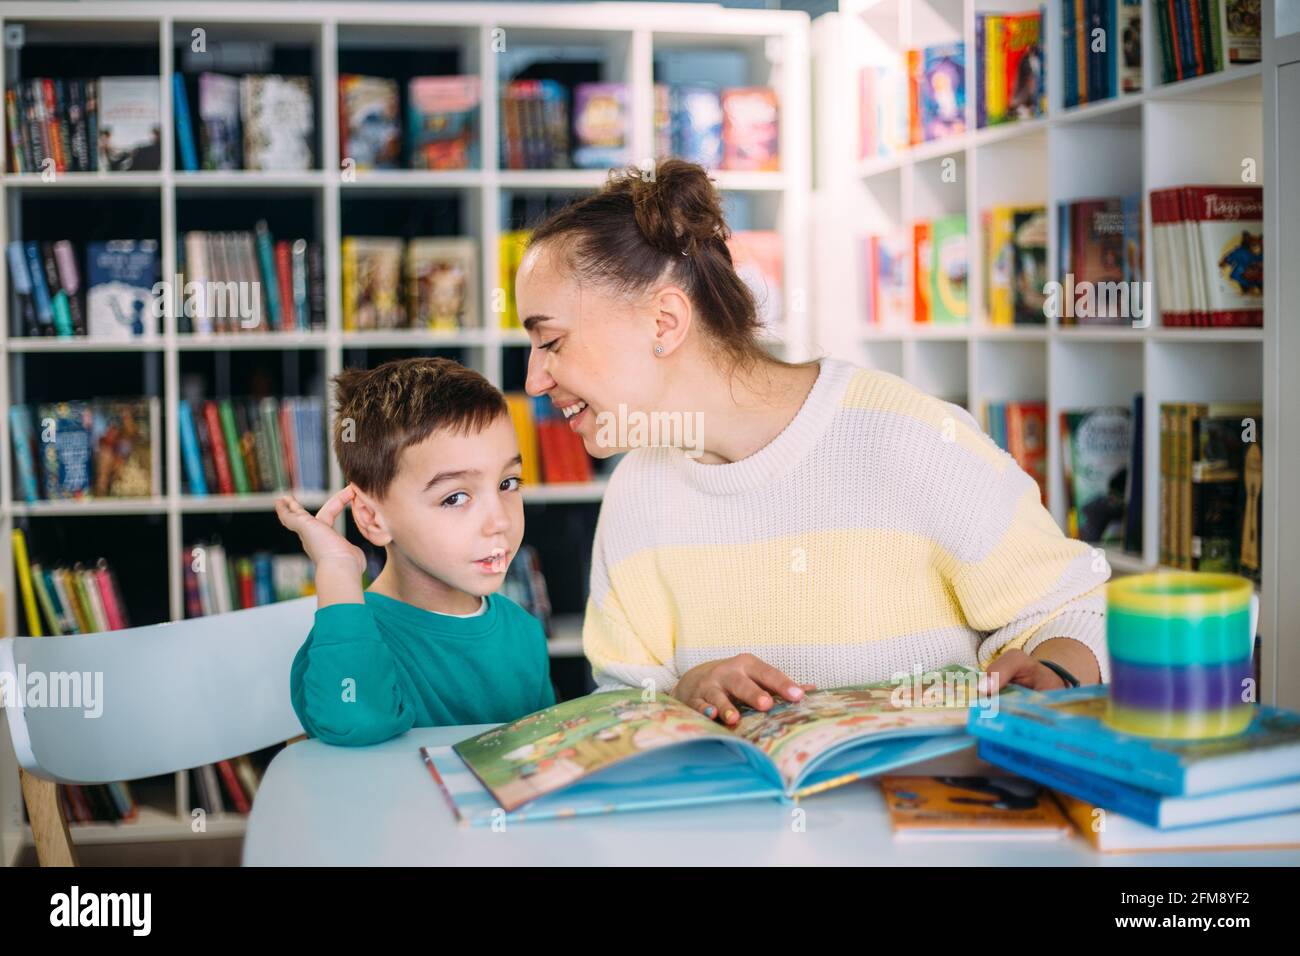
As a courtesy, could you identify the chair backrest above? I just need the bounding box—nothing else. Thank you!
[0,597,313,783]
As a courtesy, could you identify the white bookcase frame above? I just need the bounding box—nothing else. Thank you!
[813,1,1277,618]
[0,0,811,863]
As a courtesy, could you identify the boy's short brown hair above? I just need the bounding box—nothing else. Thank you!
[332,357,507,498]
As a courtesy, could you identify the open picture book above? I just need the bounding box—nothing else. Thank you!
[422,664,1004,825]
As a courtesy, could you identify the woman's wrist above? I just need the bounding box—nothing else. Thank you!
[1031,637,1102,686]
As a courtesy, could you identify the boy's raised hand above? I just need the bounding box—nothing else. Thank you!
[275,487,367,576]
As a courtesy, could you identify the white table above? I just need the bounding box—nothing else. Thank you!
[242,725,1300,866]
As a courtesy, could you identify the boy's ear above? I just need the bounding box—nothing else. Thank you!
[349,484,392,548]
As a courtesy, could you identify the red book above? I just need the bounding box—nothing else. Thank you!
[912,220,931,323]
[538,422,566,483]
[1188,1,1206,77]
[278,402,300,489]
[237,563,254,609]
[274,241,294,332]
[563,430,592,482]
[1167,1,1184,80]
[94,565,126,630]
[202,400,235,494]
[216,760,252,814]
[1185,185,1264,328]
[42,79,66,172]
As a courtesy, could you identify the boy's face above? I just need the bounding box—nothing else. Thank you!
[372,414,525,598]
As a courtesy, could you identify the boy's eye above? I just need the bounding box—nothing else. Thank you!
[440,492,469,508]
[501,476,522,492]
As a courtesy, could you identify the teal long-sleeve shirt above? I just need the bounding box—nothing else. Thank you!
[289,590,556,746]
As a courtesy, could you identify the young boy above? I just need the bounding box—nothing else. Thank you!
[277,357,555,746]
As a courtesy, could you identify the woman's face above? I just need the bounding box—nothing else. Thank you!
[516,243,665,458]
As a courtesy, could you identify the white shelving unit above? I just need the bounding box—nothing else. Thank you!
[813,0,1274,593]
[0,0,811,864]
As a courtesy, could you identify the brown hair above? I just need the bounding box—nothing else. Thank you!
[332,357,507,498]
[527,158,794,373]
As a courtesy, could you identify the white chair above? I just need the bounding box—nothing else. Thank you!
[0,596,314,865]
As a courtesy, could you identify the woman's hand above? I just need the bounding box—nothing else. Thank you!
[276,488,367,576]
[986,648,1068,691]
[673,653,815,726]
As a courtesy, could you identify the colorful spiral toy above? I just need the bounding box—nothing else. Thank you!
[1105,572,1255,739]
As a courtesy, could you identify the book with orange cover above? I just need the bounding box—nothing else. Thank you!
[881,775,1073,841]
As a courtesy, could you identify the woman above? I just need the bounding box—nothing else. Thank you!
[515,160,1108,726]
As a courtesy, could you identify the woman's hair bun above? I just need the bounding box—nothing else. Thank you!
[616,158,729,257]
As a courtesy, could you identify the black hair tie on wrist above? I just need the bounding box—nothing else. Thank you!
[1039,659,1081,688]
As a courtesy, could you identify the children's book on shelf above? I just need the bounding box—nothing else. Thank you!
[862,231,911,327]
[984,205,1049,325]
[95,77,161,172]
[424,665,998,825]
[1154,0,1260,85]
[928,213,968,324]
[86,239,161,339]
[727,231,783,329]
[406,238,478,331]
[90,399,161,498]
[1150,185,1262,328]
[917,43,966,141]
[572,82,629,170]
[341,236,404,330]
[240,75,314,171]
[407,75,480,170]
[498,229,531,330]
[177,395,325,497]
[977,10,1045,126]
[173,73,199,172]
[179,228,323,334]
[1159,401,1261,571]
[1060,406,1131,543]
[985,401,1048,504]
[198,72,241,170]
[881,775,1074,841]
[338,75,400,171]
[912,221,931,322]
[1055,195,1143,325]
[664,85,724,168]
[858,60,909,160]
[967,684,1300,797]
[36,401,93,500]
[720,87,780,171]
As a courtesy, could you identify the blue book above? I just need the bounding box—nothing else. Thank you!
[24,242,55,334]
[7,241,36,336]
[173,73,200,172]
[177,399,208,495]
[428,668,988,827]
[966,684,1300,796]
[253,552,274,606]
[9,405,40,503]
[979,740,1300,829]
[253,220,283,330]
[36,401,93,499]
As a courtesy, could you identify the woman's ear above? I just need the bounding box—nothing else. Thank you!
[349,484,393,547]
[651,285,692,357]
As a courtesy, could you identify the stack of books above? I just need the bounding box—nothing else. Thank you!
[10,398,161,503]
[179,224,326,334]
[1060,0,1143,108]
[969,685,1300,853]
[860,215,969,326]
[504,393,593,485]
[340,236,477,331]
[1056,195,1144,326]
[1160,401,1262,576]
[336,74,480,171]
[985,400,1048,505]
[173,72,314,172]
[6,75,160,173]
[858,45,965,157]
[982,204,1048,325]
[1150,185,1262,328]
[177,395,326,497]
[8,239,161,339]
[1154,0,1261,84]
[182,542,314,618]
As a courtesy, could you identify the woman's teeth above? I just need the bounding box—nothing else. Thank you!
[561,400,587,419]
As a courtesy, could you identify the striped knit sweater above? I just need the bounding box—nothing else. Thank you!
[582,358,1111,695]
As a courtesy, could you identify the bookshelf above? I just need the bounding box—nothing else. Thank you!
[813,0,1287,695]
[0,1,811,863]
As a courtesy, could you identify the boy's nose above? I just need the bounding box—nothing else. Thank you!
[524,349,554,397]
